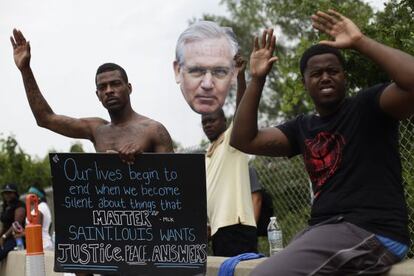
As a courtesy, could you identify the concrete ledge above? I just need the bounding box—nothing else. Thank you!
[384,260,414,276]
[1,251,413,276]
[207,256,414,276]
[0,250,63,276]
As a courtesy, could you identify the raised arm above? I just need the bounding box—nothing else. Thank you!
[230,29,291,157]
[312,10,414,120]
[235,52,247,109]
[10,29,104,141]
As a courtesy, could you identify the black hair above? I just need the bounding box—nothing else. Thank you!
[95,63,128,85]
[215,108,226,121]
[201,108,226,122]
[1,183,20,212]
[300,44,345,76]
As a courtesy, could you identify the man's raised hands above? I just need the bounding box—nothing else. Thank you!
[311,9,363,49]
[10,29,31,71]
[249,28,278,79]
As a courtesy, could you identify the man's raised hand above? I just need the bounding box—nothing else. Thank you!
[10,29,31,71]
[249,28,278,79]
[234,52,247,75]
[311,9,363,49]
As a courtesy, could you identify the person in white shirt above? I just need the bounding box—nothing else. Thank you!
[27,184,53,250]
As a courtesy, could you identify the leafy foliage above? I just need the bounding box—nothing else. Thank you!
[69,141,85,153]
[0,135,51,194]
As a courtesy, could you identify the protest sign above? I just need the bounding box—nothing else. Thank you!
[50,153,207,276]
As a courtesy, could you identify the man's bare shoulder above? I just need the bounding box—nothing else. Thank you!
[58,116,109,142]
[132,114,166,130]
[138,116,172,139]
[133,115,173,152]
[83,117,110,133]
[83,117,109,125]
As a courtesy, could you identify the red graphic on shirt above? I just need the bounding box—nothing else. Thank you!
[304,132,345,198]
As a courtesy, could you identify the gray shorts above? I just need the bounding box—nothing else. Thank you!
[251,219,401,276]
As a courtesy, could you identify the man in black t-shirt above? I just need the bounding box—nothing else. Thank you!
[231,9,414,276]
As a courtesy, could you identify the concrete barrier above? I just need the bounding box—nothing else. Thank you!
[207,256,414,276]
[1,251,413,276]
[0,251,61,276]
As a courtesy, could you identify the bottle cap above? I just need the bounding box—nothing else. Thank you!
[270,216,276,220]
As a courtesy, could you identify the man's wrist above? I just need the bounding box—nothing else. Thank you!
[351,34,368,51]
[19,65,32,74]
[250,75,267,85]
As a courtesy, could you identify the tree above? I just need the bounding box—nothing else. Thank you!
[0,135,51,193]
[69,141,85,153]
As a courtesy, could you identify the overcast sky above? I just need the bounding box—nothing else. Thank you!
[0,0,385,158]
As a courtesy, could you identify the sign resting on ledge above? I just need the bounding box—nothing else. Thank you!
[49,153,207,276]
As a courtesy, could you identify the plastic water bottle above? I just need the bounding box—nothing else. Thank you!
[267,216,283,256]
[14,237,24,251]
[12,221,25,250]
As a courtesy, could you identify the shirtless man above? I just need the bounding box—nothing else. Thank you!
[10,29,173,163]
[11,29,173,276]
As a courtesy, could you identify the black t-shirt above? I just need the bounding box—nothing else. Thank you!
[278,84,409,245]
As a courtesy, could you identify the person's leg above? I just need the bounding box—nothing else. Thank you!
[212,224,257,257]
[251,222,400,276]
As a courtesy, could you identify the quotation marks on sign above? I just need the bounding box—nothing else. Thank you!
[53,154,60,163]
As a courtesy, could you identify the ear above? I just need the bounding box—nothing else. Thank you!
[128,83,132,95]
[301,76,307,89]
[173,61,182,84]
[96,90,102,102]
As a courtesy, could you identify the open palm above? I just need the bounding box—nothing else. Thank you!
[249,29,278,78]
[311,9,363,49]
[10,29,31,70]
